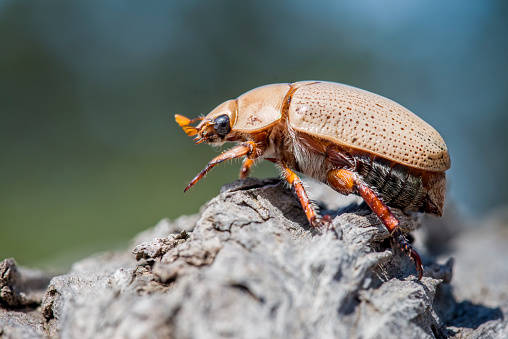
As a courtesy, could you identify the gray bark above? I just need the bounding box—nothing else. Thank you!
[1,178,507,338]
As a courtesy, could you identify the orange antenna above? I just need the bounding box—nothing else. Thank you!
[174,114,204,136]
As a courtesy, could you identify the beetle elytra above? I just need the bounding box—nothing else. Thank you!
[175,81,451,280]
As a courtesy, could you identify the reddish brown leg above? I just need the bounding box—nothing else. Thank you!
[281,164,322,227]
[185,142,256,192]
[240,158,255,179]
[327,169,423,280]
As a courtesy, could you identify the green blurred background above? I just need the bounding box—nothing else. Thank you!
[1,1,508,269]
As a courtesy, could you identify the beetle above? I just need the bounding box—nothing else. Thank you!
[175,81,450,280]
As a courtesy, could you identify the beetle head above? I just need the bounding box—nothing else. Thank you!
[175,83,291,145]
[175,99,237,145]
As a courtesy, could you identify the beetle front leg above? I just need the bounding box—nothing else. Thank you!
[327,169,423,280]
[185,142,257,192]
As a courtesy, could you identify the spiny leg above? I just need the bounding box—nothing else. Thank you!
[358,182,423,280]
[327,168,423,280]
[240,158,255,179]
[185,142,256,192]
[280,164,323,227]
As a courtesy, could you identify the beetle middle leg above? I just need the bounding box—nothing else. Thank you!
[327,168,423,280]
[280,164,325,228]
[240,158,255,179]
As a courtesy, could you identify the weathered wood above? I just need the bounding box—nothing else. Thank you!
[0,178,506,338]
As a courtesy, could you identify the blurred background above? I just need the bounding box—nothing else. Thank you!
[1,0,507,269]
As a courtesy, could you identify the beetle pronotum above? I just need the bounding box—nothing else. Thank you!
[175,81,450,280]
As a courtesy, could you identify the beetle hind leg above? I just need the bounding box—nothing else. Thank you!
[391,228,423,280]
[327,169,423,280]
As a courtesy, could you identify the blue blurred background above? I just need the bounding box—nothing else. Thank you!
[1,1,507,269]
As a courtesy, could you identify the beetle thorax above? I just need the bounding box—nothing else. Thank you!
[283,126,333,183]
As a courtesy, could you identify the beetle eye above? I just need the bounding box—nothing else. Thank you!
[212,114,231,136]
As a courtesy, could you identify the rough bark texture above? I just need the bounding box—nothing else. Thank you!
[1,178,507,338]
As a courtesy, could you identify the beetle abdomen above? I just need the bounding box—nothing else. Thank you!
[288,81,450,172]
[357,157,426,213]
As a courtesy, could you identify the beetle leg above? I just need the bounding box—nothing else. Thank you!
[327,169,423,280]
[185,142,256,192]
[280,164,323,227]
[240,158,255,179]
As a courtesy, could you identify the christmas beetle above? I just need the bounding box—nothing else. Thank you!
[175,81,450,280]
